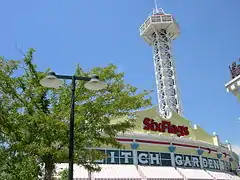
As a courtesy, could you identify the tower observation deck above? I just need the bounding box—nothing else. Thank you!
[225,59,240,101]
[140,7,183,118]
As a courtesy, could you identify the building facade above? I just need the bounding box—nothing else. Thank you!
[55,107,240,179]
[96,107,238,173]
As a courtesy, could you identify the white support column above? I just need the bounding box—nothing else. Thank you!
[199,156,203,169]
[170,142,176,167]
[198,146,204,169]
[227,143,233,152]
[133,139,138,166]
[171,152,176,167]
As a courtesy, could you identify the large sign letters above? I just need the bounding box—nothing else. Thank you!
[143,117,189,137]
[95,149,231,171]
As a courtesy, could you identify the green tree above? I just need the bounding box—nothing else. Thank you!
[0,49,151,179]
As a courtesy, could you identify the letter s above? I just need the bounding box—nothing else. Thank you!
[184,127,189,136]
[177,126,185,137]
[143,118,152,130]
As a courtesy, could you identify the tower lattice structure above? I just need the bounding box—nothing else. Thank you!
[140,7,183,118]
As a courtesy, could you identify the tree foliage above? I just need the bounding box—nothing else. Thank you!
[0,49,151,179]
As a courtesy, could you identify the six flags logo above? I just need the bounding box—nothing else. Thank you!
[143,117,190,137]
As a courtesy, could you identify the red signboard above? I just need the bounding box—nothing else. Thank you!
[143,117,189,137]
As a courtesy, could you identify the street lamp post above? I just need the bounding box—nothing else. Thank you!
[40,72,106,180]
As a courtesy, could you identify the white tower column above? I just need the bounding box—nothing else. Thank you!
[152,29,182,118]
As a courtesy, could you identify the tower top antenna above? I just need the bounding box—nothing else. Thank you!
[153,0,165,15]
[154,0,158,11]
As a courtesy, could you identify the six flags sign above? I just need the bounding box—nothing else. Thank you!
[143,117,190,137]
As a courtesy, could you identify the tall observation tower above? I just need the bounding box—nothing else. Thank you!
[139,4,182,119]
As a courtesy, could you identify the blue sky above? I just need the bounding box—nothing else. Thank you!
[1,0,240,153]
